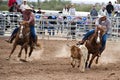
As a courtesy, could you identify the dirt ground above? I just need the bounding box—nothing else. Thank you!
[0,37,120,80]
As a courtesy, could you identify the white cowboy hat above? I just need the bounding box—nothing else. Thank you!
[25,6,32,10]
[23,0,27,2]
[98,14,106,18]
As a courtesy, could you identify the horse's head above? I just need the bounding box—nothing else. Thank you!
[94,25,106,44]
[19,21,30,38]
[19,21,29,28]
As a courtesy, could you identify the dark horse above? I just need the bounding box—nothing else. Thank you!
[7,21,38,61]
[85,26,106,68]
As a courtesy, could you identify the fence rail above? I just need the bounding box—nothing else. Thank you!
[0,12,120,40]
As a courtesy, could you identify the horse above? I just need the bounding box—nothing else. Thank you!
[7,21,37,61]
[85,26,106,68]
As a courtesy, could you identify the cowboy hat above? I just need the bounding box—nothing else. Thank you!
[25,6,32,10]
[98,14,106,18]
[23,0,27,2]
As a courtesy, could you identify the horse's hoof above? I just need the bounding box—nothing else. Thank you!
[16,58,20,61]
[96,61,98,64]
[20,59,27,62]
[71,63,75,68]
[80,70,85,73]
[98,54,101,57]
[27,58,32,62]
[86,68,90,70]
[6,57,10,60]
[72,65,75,68]
[88,66,91,69]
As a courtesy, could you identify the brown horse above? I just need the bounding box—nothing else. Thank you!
[7,21,36,61]
[85,26,106,68]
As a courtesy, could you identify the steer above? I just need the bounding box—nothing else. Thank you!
[68,44,88,72]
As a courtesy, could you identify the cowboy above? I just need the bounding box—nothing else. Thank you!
[77,15,111,54]
[5,6,37,47]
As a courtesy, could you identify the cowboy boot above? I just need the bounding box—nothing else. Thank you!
[76,39,86,45]
[5,35,15,43]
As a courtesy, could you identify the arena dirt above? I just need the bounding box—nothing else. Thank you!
[0,37,120,80]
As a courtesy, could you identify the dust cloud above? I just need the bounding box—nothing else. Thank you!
[99,54,119,64]
[55,45,71,58]
[99,44,120,64]
[28,48,44,61]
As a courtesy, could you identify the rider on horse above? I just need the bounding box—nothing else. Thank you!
[77,14,111,54]
[5,6,37,47]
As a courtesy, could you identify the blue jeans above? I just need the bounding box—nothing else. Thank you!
[101,33,108,50]
[107,13,112,17]
[82,29,108,50]
[11,27,19,36]
[30,25,36,40]
[11,25,36,40]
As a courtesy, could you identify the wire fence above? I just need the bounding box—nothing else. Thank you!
[0,12,120,40]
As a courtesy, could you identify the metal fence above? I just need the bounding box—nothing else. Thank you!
[0,12,22,36]
[0,12,120,40]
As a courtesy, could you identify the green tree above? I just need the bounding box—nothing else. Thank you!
[0,1,8,11]
[117,0,120,3]
[37,0,40,7]
[0,0,102,12]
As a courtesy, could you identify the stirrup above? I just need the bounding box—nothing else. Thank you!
[33,43,37,49]
[79,41,84,45]
[76,41,84,45]
[5,39,12,43]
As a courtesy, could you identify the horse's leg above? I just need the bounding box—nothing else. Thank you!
[71,58,75,68]
[28,46,33,57]
[18,43,28,59]
[77,59,80,68]
[18,46,23,59]
[96,56,99,64]
[88,54,96,68]
[7,43,17,60]
[85,53,90,68]
[24,46,28,61]
[96,50,103,64]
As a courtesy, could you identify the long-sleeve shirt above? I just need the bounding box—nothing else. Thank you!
[95,18,111,33]
[106,4,114,13]
[23,11,35,26]
[90,9,98,16]
[8,0,16,7]
[98,9,107,16]
[69,8,76,15]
